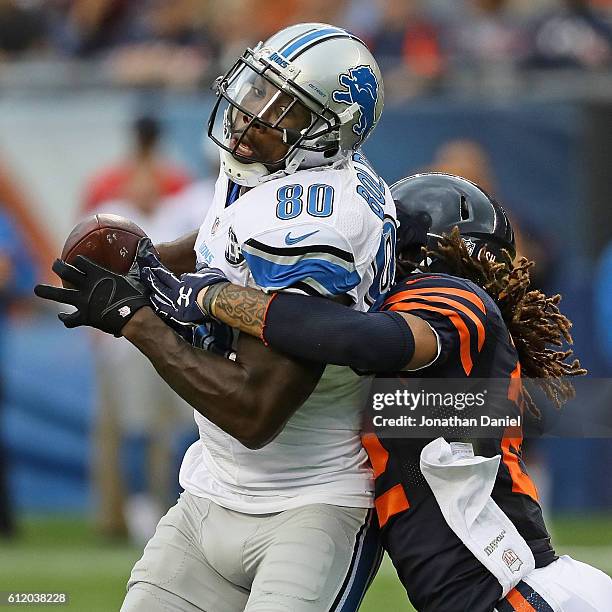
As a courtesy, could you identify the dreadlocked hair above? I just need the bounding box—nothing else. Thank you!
[424,227,586,418]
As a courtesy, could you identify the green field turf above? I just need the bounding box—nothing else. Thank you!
[0,515,610,611]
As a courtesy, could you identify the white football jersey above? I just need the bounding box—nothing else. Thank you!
[180,153,397,513]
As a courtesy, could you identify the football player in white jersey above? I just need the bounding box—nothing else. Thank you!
[36,23,397,612]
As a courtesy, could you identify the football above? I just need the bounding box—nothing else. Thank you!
[60,214,147,286]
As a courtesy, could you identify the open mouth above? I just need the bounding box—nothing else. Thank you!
[230,135,256,159]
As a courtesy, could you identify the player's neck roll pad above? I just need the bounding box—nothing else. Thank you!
[420,438,535,597]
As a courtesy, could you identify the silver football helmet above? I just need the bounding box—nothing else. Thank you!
[207,23,384,187]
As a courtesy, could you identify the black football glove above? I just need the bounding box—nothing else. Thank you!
[125,237,194,340]
[134,237,229,325]
[34,256,150,336]
[127,237,230,345]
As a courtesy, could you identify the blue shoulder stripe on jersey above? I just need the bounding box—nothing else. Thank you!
[279,27,349,60]
[243,251,361,296]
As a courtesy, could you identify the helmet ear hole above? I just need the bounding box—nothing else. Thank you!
[460,195,470,221]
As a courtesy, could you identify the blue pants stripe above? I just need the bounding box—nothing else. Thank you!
[332,509,383,611]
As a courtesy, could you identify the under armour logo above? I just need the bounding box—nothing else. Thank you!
[178,286,193,307]
[118,306,131,318]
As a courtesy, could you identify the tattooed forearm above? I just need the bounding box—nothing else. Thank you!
[211,284,272,339]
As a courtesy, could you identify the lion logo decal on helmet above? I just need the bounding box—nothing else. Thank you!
[332,65,379,146]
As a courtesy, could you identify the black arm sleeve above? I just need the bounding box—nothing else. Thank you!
[263,294,415,373]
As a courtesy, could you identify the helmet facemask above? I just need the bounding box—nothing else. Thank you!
[208,45,343,185]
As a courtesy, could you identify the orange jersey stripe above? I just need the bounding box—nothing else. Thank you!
[505,587,537,611]
[389,302,475,375]
[362,433,389,479]
[501,428,539,503]
[385,286,486,314]
[503,362,538,502]
[508,361,522,407]
[375,484,410,528]
[387,291,486,351]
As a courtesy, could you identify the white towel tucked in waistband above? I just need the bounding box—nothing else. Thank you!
[420,437,535,597]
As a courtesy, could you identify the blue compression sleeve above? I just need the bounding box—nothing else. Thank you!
[263,294,415,373]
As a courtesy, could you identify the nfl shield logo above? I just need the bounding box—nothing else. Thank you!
[502,549,523,573]
[462,237,477,256]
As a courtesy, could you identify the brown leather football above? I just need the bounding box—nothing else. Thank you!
[61,214,147,286]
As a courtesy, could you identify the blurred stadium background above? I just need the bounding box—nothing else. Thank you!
[0,0,611,610]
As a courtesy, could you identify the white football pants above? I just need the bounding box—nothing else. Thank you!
[121,491,382,612]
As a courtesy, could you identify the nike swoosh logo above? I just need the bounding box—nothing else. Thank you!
[285,230,320,245]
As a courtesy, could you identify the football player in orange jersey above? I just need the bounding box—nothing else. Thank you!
[165,173,611,612]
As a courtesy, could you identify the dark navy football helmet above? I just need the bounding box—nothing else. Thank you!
[391,172,515,269]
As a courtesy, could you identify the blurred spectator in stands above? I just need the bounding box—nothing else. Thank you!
[0,205,36,538]
[46,0,137,58]
[108,0,217,89]
[293,0,348,26]
[82,114,191,213]
[427,138,556,290]
[240,0,300,42]
[340,0,383,40]
[429,138,497,191]
[0,0,46,59]
[207,0,265,71]
[45,0,216,88]
[524,0,612,70]
[442,0,530,86]
[367,0,445,99]
[207,0,347,69]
